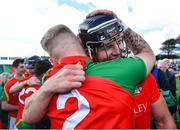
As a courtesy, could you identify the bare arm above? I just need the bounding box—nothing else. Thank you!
[123,28,155,75]
[9,81,26,93]
[151,95,176,129]
[23,85,53,124]
[87,9,155,75]
[10,77,40,94]
[23,64,85,124]
[1,101,18,111]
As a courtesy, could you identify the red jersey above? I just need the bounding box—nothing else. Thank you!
[134,74,160,129]
[45,56,146,129]
[16,83,40,128]
[3,77,19,117]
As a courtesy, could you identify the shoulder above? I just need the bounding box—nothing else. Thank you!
[114,57,145,64]
[89,57,145,68]
[146,74,156,81]
[140,74,156,87]
[140,74,159,93]
[6,77,15,83]
[4,77,16,88]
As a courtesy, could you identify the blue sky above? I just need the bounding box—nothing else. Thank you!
[56,0,95,12]
[0,0,179,59]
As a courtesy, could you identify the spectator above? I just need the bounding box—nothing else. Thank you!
[158,59,177,116]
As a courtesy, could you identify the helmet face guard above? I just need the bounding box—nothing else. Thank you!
[24,55,41,69]
[78,15,127,60]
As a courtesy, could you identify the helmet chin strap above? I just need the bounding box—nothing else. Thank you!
[86,45,98,62]
[87,45,93,59]
[115,37,124,58]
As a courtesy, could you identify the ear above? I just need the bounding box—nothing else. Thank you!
[49,57,58,65]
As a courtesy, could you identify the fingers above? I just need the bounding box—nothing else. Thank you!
[67,74,85,82]
[66,81,82,88]
[57,81,82,94]
[44,63,86,94]
[27,77,40,85]
[55,64,84,78]
[64,69,85,77]
[86,9,117,18]
[62,68,85,83]
[76,61,81,66]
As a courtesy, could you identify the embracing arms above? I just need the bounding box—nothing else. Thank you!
[87,9,155,75]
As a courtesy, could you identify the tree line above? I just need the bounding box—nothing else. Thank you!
[157,35,180,60]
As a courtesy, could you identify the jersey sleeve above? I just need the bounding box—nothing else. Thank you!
[150,75,161,104]
[114,57,147,95]
[86,57,147,95]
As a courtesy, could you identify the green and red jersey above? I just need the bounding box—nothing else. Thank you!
[3,77,19,118]
[45,56,146,129]
[134,74,160,129]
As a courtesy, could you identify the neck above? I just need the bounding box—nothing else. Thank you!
[59,51,87,59]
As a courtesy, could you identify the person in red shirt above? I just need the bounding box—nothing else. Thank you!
[1,58,25,129]
[15,59,52,129]
[9,55,41,94]
[80,10,175,129]
[133,74,160,128]
[23,16,155,128]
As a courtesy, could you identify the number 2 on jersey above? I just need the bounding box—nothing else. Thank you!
[57,89,90,129]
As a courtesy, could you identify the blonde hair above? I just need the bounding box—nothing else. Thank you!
[41,24,76,53]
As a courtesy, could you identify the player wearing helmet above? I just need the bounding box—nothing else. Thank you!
[24,55,41,76]
[78,10,176,129]
[23,10,155,128]
[9,55,41,94]
[79,15,127,61]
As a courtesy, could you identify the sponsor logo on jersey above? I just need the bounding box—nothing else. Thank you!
[134,102,147,114]
[134,85,142,95]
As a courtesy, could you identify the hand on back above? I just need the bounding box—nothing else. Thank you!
[43,63,85,94]
[27,77,40,86]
